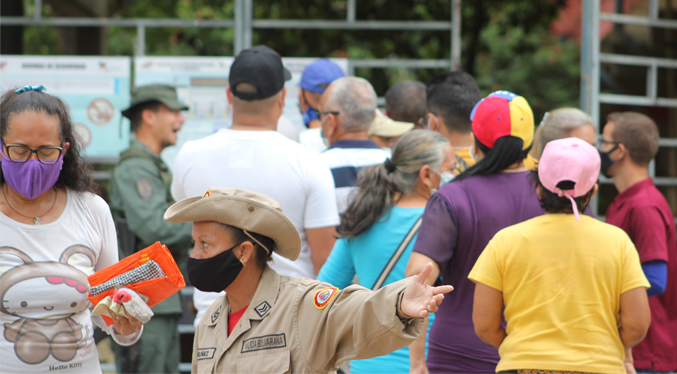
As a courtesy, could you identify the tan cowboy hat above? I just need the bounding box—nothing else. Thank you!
[164,187,301,261]
[368,109,414,137]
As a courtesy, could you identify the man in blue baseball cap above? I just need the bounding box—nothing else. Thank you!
[298,59,345,152]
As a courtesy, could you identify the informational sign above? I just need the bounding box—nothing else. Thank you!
[0,56,131,159]
[134,56,348,168]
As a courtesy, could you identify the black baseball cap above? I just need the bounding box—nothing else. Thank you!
[229,45,292,101]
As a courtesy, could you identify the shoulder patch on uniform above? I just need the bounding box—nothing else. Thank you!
[313,287,338,309]
[211,305,221,323]
[254,301,271,317]
[196,347,216,360]
[241,333,286,353]
[135,177,153,199]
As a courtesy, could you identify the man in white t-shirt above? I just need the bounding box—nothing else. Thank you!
[170,45,340,325]
[319,77,390,213]
[298,59,345,153]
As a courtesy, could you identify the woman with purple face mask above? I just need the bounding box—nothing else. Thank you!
[0,86,144,374]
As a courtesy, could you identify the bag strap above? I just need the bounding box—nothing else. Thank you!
[371,216,423,291]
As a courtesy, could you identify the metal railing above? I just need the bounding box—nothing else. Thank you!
[1,0,462,74]
[580,0,677,225]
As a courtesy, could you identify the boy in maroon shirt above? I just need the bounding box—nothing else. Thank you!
[599,112,677,373]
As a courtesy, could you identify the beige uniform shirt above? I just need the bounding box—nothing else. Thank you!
[192,265,425,373]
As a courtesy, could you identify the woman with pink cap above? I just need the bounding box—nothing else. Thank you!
[469,137,651,374]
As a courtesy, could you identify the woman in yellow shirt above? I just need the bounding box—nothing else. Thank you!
[469,138,651,374]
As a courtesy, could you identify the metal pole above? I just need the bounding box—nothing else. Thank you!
[580,0,600,124]
[244,0,253,49]
[234,0,244,54]
[648,0,659,19]
[135,24,146,56]
[580,0,601,214]
[34,0,42,19]
[451,0,462,71]
[347,0,356,23]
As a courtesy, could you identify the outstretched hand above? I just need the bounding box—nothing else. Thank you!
[400,262,453,318]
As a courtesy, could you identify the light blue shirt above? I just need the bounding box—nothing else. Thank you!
[318,206,433,374]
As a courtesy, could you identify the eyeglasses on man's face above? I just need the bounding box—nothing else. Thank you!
[319,111,340,122]
[1,141,64,164]
[597,138,621,152]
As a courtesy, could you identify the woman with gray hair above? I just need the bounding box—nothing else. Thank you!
[525,107,596,169]
[317,129,455,374]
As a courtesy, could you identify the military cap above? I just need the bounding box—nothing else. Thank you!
[121,84,189,119]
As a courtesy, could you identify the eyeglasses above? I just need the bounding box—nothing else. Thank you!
[2,142,64,164]
[597,138,620,151]
[417,116,427,129]
[319,111,340,121]
[418,110,438,130]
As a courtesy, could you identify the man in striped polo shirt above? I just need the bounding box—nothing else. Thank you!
[318,77,390,214]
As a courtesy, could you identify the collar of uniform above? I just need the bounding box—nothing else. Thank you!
[207,265,281,351]
[328,139,381,149]
[613,177,654,208]
[243,265,280,321]
[204,264,280,329]
[130,139,162,161]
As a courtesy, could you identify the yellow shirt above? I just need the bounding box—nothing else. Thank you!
[468,214,649,374]
[455,148,475,168]
[523,153,538,170]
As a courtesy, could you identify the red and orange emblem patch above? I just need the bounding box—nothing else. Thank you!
[313,287,338,309]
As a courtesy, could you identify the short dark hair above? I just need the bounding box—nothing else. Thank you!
[529,170,594,215]
[426,72,482,133]
[607,112,659,166]
[216,223,275,268]
[0,88,97,193]
[385,81,427,124]
[128,101,163,131]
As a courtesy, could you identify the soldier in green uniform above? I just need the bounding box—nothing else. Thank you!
[109,84,193,374]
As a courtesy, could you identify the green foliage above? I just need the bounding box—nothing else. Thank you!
[108,0,235,56]
[468,0,579,120]
[16,0,581,114]
[475,21,581,121]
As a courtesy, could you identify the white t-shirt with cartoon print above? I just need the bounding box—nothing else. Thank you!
[0,190,140,374]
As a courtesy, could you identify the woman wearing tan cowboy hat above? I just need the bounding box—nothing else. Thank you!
[164,187,453,374]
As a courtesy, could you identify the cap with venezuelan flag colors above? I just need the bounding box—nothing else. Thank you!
[470,91,534,150]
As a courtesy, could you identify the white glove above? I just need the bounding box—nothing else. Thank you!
[92,287,154,324]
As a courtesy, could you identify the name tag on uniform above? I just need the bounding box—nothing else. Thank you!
[241,333,286,353]
[197,347,216,360]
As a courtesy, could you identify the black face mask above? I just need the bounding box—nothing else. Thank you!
[186,244,243,292]
[598,144,620,178]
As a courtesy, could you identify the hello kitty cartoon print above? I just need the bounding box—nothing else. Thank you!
[0,245,96,365]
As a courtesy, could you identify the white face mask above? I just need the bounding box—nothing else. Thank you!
[469,144,477,163]
[439,171,455,188]
[320,127,330,148]
[431,170,455,195]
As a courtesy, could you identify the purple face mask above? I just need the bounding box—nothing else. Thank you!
[1,151,63,199]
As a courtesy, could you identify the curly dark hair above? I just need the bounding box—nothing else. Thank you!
[0,88,97,193]
[529,169,594,214]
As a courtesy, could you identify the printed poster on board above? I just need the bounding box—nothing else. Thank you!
[0,56,131,160]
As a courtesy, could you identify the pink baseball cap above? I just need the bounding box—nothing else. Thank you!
[538,137,600,221]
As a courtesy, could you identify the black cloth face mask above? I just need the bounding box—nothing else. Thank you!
[186,243,243,292]
[598,144,620,178]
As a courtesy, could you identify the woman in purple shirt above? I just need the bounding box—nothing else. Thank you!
[405,91,544,374]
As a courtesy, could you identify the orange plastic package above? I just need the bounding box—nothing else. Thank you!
[88,242,185,324]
